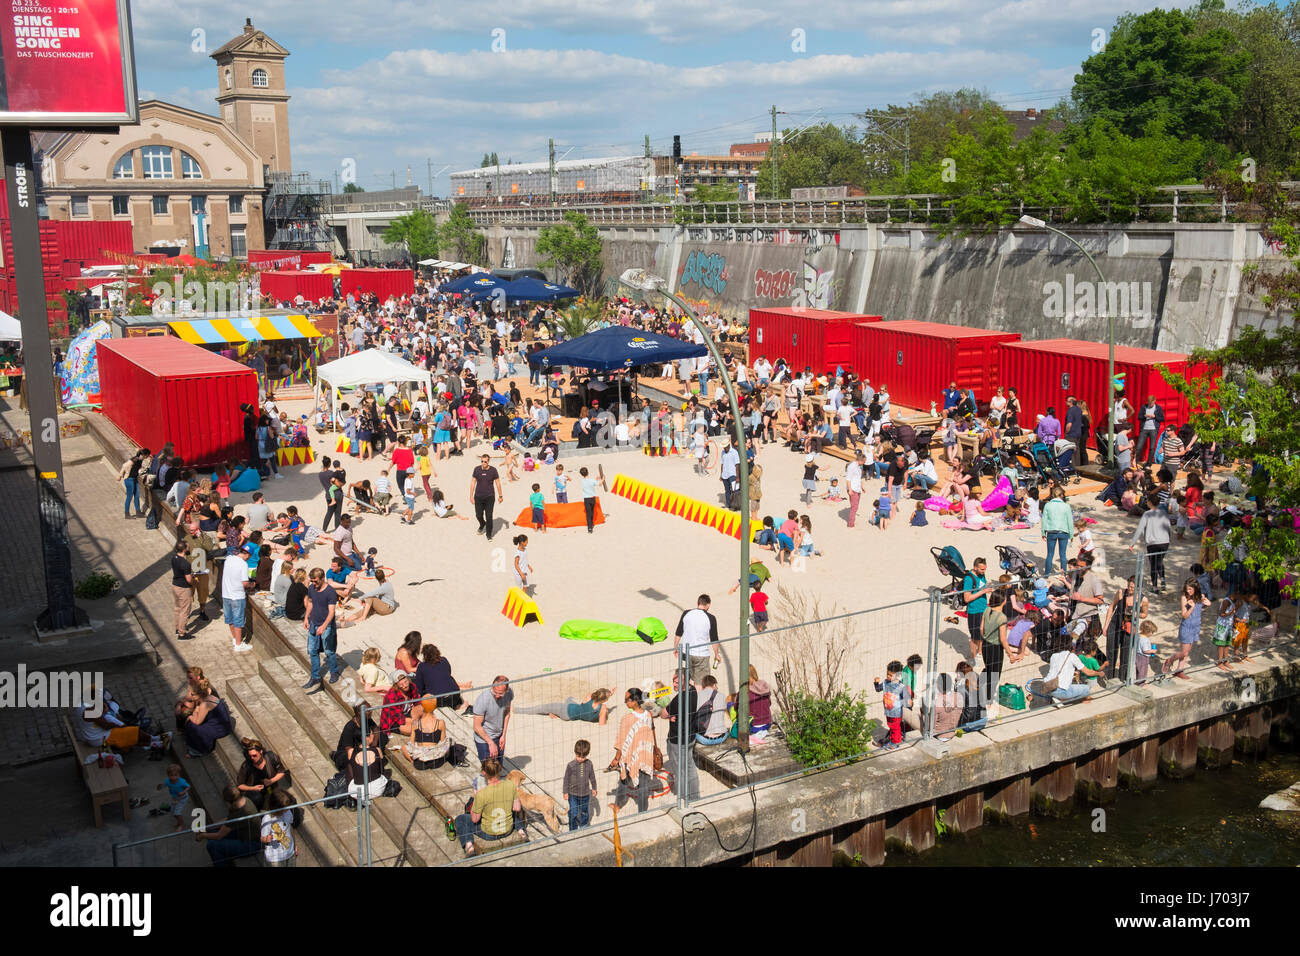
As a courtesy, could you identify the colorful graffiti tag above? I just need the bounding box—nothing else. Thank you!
[679,250,728,295]
[754,268,797,300]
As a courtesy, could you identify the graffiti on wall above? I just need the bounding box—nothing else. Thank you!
[679,250,728,294]
[754,267,797,300]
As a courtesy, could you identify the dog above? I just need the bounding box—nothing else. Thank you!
[506,769,568,833]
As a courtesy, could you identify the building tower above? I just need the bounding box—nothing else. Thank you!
[211,18,292,176]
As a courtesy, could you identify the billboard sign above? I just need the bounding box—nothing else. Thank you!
[0,0,137,126]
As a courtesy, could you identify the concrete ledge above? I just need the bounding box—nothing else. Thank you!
[481,648,1300,866]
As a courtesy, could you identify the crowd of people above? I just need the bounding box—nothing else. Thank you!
[105,270,1289,863]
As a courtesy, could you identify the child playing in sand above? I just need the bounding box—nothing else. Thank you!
[529,483,547,533]
[824,477,843,502]
[364,547,379,576]
[910,502,928,527]
[554,464,569,504]
[502,445,520,482]
[749,580,769,632]
[1074,517,1094,561]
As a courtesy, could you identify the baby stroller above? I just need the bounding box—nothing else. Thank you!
[1030,441,1070,486]
[931,545,968,609]
[995,544,1037,586]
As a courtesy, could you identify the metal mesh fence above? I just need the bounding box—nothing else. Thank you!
[112,793,340,867]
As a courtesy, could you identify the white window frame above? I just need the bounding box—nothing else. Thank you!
[152,195,170,216]
[181,152,203,180]
[112,195,129,216]
[142,146,174,180]
[113,153,134,179]
[251,68,269,88]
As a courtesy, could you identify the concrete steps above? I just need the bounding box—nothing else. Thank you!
[223,673,407,867]
[253,656,462,865]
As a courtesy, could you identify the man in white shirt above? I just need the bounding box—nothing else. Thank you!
[753,357,772,387]
[861,378,875,406]
[846,451,865,527]
[674,595,719,685]
[836,402,854,448]
[1041,648,1103,706]
[906,455,939,491]
[221,544,254,652]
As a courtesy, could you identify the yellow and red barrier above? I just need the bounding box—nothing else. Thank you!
[502,587,543,627]
[609,473,760,541]
[277,445,315,466]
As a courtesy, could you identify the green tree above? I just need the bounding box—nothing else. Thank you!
[754,123,871,198]
[1062,117,1204,221]
[554,297,607,340]
[342,182,365,193]
[1072,8,1250,144]
[536,211,604,296]
[1162,166,1300,588]
[1192,0,1300,175]
[932,105,1021,226]
[863,88,1001,192]
[439,203,487,264]
[382,209,439,263]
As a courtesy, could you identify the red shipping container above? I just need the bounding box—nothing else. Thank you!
[853,320,1021,413]
[747,308,883,376]
[97,337,258,466]
[53,221,134,261]
[260,269,334,303]
[247,249,332,269]
[996,339,1204,446]
[339,268,415,299]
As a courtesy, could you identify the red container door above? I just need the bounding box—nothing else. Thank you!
[824,321,857,374]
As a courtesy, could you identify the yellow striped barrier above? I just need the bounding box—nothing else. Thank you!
[609,474,760,541]
[501,587,543,627]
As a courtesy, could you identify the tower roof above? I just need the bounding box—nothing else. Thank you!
[210,18,290,59]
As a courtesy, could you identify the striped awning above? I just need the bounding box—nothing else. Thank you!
[168,315,321,345]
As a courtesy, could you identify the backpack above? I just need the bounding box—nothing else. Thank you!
[694,690,719,736]
[571,419,582,440]
[959,573,976,607]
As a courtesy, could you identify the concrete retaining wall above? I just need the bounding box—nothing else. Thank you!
[484,221,1294,354]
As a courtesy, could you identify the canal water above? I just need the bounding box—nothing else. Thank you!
[875,750,1300,867]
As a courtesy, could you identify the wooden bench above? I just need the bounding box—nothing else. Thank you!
[62,716,130,828]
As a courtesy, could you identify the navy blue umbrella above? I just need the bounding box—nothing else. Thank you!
[437,273,508,298]
[499,276,580,302]
[529,325,707,371]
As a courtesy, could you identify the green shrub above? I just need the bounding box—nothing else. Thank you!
[74,571,118,600]
[782,689,877,768]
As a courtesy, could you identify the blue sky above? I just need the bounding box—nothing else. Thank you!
[130,0,1168,194]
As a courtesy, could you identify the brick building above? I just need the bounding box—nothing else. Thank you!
[36,19,294,259]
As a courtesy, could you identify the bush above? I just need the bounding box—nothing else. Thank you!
[74,571,118,600]
[782,689,877,768]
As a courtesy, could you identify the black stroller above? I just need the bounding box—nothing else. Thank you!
[995,544,1037,586]
[931,545,969,609]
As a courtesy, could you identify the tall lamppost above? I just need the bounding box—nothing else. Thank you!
[618,268,753,753]
[1018,215,1116,470]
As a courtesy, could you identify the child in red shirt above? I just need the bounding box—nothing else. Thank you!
[750,582,769,632]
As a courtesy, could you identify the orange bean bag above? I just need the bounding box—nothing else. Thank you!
[513,499,606,528]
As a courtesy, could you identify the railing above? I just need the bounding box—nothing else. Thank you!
[459,183,1300,228]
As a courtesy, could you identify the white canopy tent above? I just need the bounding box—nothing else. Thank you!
[0,309,20,341]
[314,348,433,430]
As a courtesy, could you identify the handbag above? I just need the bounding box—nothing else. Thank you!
[651,721,664,772]
[1039,650,1073,694]
[323,771,349,809]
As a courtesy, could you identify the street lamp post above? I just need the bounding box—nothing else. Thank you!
[618,268,752,754]
[1018,215,1116,470]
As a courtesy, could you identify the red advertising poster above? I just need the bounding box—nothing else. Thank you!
[0,0,137,125]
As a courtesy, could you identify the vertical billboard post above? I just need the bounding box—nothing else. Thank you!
[0,0,137,631]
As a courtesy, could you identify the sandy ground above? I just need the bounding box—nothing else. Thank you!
[220,393,1201,802]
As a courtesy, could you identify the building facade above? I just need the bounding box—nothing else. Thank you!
[38,19,292,259]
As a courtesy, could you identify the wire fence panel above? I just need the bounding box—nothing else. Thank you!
[112,793,338,868]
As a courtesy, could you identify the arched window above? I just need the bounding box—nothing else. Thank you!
[251,68,269,88]
[113,153,133,179]
[181,152,202,179]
